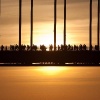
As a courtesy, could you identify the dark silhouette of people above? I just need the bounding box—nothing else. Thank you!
[83,44,87,51]
[32,44,37,51]
[90,45,93,50]
[1,45,4,51]
[27,45,30,51]
[61,45,64,51]
[15,44,19,51]
[67,44,71,51]
[95,45,99,51]
[10,45,15,51]
[74,45,78,51]
[58,45,60,51]
[0,44,98,52]
[40,45,47,51]
[49,44,53,51]
[21,44,26,51]
[64,45,68,51]
[79,44,82,51]
[5,46,7,51]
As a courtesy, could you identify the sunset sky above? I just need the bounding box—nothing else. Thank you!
[0,0,99,46]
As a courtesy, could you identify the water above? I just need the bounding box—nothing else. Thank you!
[0,66,100,100]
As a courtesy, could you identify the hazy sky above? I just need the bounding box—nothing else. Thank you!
[0,0,99,46]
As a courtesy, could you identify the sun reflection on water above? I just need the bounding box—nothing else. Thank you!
[34,67,69,75]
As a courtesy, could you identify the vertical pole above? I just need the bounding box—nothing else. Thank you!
[19,0,22,51]
[97,0,99,50]
[30,0,33,50]
[89,0,92,51]
[64,0,66,47]
[54,0,57,51]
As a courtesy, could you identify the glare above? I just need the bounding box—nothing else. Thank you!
[24,22,75,46]
[35,67,68,75]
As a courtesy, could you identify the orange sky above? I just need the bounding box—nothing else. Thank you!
[0,0,99,46]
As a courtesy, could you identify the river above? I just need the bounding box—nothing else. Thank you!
[0,66,100,100]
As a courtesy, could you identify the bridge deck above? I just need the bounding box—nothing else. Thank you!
[0,51,100,66]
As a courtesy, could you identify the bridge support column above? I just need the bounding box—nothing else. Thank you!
[30,0,33,50]
[19,0,22,51]
[97,0,100,50]
[89,0,92,51]
[54,0,57,51]
[64,0,66,47]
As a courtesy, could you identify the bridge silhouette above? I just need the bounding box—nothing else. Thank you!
[0,0,100,66]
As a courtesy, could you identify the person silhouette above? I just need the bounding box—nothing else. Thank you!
[1,45,4,51]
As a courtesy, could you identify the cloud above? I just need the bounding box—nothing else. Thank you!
[34,0,97,5]
[1,0,97,6]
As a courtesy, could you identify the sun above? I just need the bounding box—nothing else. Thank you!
[24,22,75,47]
[33,22,63,47]
[38,34,54,46]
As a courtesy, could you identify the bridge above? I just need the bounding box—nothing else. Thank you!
[0,0,100,66]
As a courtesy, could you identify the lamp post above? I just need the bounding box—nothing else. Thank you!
[54,0,57,51]
[97,0,99,50]
[30,0,33,50]
[19,0,22,51]
[89,0,92,51]
[64,0,66,47]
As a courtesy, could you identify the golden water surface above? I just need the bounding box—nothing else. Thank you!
[0,66,100,100]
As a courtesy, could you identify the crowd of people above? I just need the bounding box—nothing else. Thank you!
[0,44,99,51]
